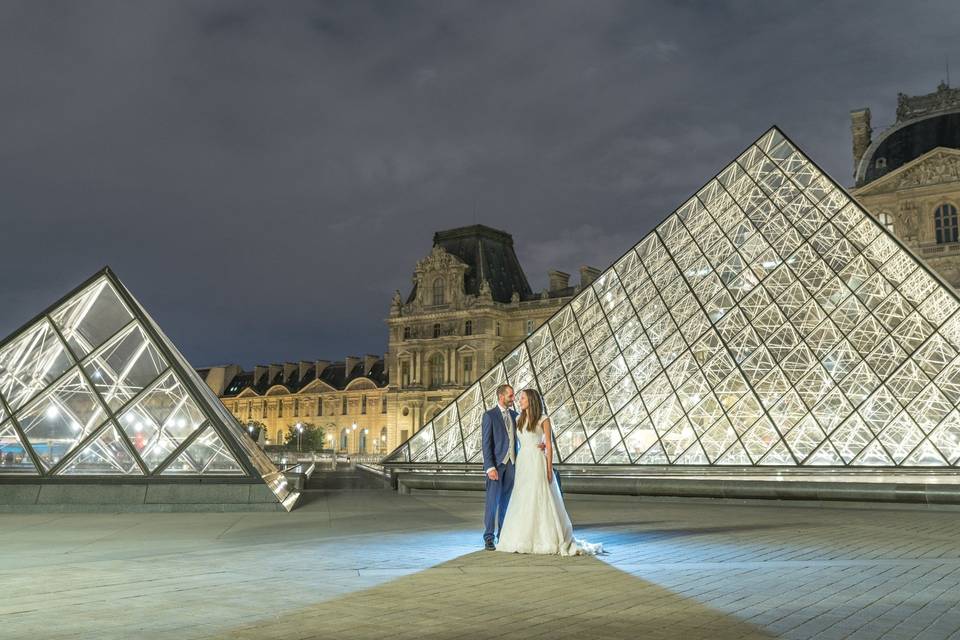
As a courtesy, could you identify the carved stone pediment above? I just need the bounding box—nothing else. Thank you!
[895,151,960,189]
[415,245,468,274]
[855,148,960,196]
[406,246,470,310]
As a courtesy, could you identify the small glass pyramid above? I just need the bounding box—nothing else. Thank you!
[0,268,297,507]
[384,127,960,469]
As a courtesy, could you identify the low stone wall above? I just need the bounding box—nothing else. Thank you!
[393,471,960,505]
[0,481,288,512]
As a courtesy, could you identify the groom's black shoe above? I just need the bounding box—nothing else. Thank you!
[484,540,496,551]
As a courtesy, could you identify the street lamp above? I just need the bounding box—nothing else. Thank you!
[296,422,303,452]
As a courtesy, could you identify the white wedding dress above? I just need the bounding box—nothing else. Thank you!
[497,415,602,556]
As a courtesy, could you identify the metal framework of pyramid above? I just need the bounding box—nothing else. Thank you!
[0,268,297,508]
[384,127,960,470]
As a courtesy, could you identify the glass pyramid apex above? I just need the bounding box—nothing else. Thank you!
[0,268,298,509]
[383,127,960,469]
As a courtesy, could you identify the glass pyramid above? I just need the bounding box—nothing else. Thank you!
[0,268,298,508]
[383,127,960,469]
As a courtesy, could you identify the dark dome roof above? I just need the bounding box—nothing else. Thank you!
[859,111,960,185]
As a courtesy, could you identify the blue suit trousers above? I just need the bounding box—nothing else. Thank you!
[483,461,515,543]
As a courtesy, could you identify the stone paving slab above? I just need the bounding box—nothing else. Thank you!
[3,488,960,639]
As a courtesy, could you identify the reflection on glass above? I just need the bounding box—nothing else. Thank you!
[161,425,242,474]
[0,421,37,473]
[117,371,205,470]
[59,423,141,475]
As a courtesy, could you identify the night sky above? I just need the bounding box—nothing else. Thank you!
[1,1,958,368]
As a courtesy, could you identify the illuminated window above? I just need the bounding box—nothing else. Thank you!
[935,203,958,244]
[430,353,444,388]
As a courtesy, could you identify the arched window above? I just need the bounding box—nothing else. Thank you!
[876,212,894,234]
[432,277,445,305]
[433,323,441,338]
[875,157,887,170]
[464,320,472,336]
[935,204,959,244]
[429,353,445,388]
[340,428,349,451]
[379,426,388,450]
[359,429,368,453]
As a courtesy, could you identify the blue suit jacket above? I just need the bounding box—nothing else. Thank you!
[481,405,518,470]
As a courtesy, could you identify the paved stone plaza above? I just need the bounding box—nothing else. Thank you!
[4,479,960,640]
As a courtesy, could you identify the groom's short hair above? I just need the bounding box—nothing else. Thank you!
[496,384,513,398]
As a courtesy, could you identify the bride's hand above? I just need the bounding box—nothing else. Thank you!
[547,471,554,484]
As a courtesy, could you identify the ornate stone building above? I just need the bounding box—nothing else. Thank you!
[199,358,391,456]
[386,225,593,444]
[200,224,592,454]
[851,83,960,287]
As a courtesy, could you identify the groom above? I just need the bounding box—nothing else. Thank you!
[481,384,518,551]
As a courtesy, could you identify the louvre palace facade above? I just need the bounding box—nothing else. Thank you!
[200,225,596,455]
[852,83,960,287]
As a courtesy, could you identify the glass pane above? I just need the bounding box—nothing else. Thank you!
[58,423,142,475]
[51,278,134,357]
[161,425,243,474]
[117,371,206,470]
[16,369,107,470]
[0,421,37,473]
[0,320,73,412]
[83,324,168,410]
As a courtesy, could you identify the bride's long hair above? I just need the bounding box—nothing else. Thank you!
[517,388,544,432]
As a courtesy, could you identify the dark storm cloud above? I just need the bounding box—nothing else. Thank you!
[0,0,957,366]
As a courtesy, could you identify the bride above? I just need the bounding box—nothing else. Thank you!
[496,388,603,556]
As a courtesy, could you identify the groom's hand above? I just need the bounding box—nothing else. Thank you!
[537,442,546,451]
[486,468,499,481]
